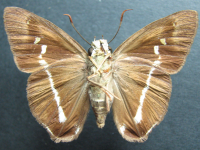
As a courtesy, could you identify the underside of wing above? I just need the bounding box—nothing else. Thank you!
[112,56,172,142]
[113,10,198,74]
[4,7,90,142]
[4,7,88,73]
[27,59,89,143]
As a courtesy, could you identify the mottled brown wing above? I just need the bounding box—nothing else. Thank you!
[113,10,198,74]
[112,56,172,142]
[4,7,90,142]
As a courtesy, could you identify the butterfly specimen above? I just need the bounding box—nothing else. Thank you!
[4,7,198,143]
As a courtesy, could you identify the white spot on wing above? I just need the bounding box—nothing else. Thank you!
[46,126,54,135]
[41,45,47,54]
[39,60,48,66]
[34,37,41,44]
[42,123,54,136]
[134,68,155,124]
[153,45,161,66]
[146,123,157,135]
[160,38,167,45]
[58,106,67,123]
[38,45,47,59]
[75,127,80,134]
[154,60,161,65]
[154,46,159,55]
[120,125,125,135]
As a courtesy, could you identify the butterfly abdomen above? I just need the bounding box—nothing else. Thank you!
[88,65,113,128]
[88,39,113,128]
[89,86,108,128]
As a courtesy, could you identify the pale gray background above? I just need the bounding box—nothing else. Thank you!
[0,0,200,150]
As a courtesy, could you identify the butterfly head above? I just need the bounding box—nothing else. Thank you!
[88,39,112,57]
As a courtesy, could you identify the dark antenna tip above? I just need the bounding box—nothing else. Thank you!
[120,9,132,22]
[64,14,91,45]
[108,9,132,44]
[64,14,73,23]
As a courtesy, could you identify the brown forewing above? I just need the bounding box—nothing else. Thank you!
[112,56,172,142]
[112,10,198,74]
[4,7,88,73]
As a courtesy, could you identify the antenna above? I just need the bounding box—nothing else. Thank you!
[108,9,132,44]
[64,14,91,45]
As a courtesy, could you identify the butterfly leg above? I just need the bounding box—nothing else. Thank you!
[96,53,111,73]
[88,53,111,75]
[88,56,103,74]
[100,88,114,112]
[87,77,121,101]
[87,77,112,112]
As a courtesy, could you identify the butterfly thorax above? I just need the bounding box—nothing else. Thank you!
[88,39,113,128]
